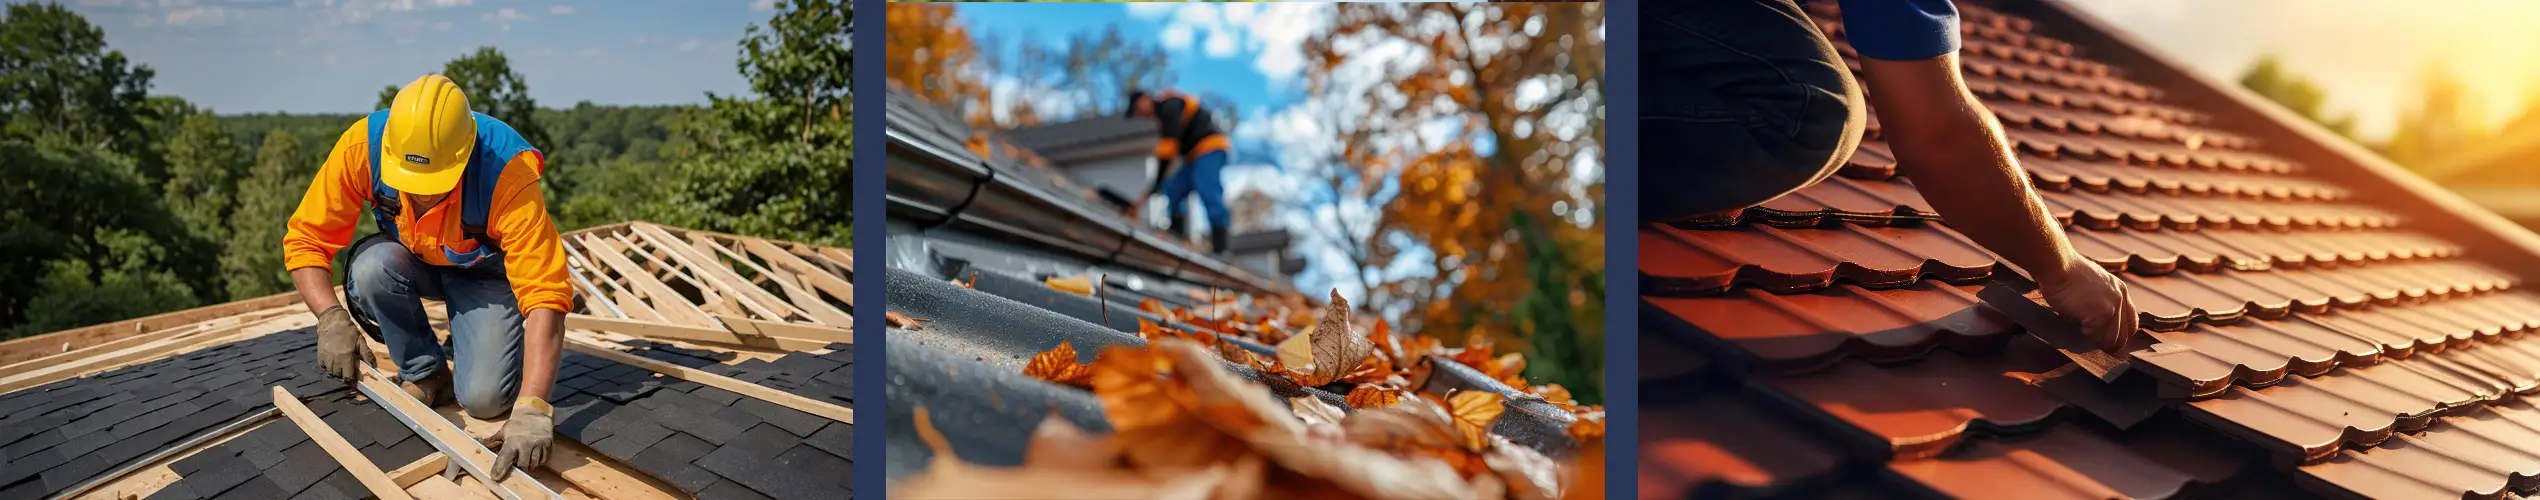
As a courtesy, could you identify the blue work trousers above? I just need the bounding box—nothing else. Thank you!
[1161,150,1232,236]
[344,237,524,419]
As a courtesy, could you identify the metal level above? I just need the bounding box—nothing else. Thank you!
[357,364,561,500]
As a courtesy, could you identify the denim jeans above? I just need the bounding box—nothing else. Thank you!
[1644,0,1866,221]
[344,236,524,419]
[1161,149,1232,237]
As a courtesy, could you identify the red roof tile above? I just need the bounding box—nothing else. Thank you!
[1647,1,2540,497]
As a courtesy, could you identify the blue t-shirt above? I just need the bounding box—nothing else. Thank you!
[1833,0,1961,61]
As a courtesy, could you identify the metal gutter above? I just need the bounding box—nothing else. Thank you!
[883,126,1289,295]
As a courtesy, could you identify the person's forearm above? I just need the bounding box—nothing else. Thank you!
[1860,54,2085,279]
[521,308,564,401]
[290,267,342,315]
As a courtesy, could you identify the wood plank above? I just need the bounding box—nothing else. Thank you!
[272,386,415,500]
[741,238,853,305]
[694,234,851,325]
[389,453,451,488]
[717,315,850,345]
[355,369,555,499]
[0,314,298,393]
[543,440,684,500]
[565,333,852,423]
[0,292,300,365]
[574,235,717,328]
[814,247,853,270]
[628,223,793,321]
[569,314,829,352]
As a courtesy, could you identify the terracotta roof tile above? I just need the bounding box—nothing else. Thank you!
[1647,1,2540,496]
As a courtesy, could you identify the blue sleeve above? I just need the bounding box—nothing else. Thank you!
[1839,0,1961,61]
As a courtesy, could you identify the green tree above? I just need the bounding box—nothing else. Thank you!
[2237,54,2358,139]
[164,113,247,237]
[656,0,851,246]
[223,130,309,300]
[373,48,553,149]
[2384,62,2485,168]
[0,139,204,337]
[0,3,162,178]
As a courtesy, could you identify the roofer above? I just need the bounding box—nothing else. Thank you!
[1649,0,2139,354]
[1125,90,1234,253]
[282,74,563,480]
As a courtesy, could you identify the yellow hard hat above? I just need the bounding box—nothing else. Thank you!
[379,74,476,194]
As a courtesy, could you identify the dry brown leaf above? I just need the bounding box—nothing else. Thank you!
[1243,428,1485,500]
[1047,275,1096,296]
[1345,385,1405,409]
[1023,341,1095,388]
[1023,412,1121,467]
[898,407,1233,499]
[1289,396,1347,428]
[886,311,930,330]
[1445,391,1507,452]
[1091,340,1298,469]
[1563,425,1605,500]
[1309,290,1373,384]
[1341,404,1463,454]
[1139,298,1168,315]
[1482,434,1563,500]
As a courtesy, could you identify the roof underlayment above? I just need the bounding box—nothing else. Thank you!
[0,222,852,500]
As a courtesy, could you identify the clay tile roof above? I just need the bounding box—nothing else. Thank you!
[1647,1,2540,498]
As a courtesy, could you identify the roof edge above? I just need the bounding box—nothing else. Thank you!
[2022,0,2540,273]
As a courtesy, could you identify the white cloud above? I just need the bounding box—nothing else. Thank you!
[1124,3,1175,20]
[1203,31,1237,58]
[751,0,776,12]
[483,7,531,22]
[1159,24,1196,52]
[548,5,573,15]
[164,7,231,26]
[679,38,703,51]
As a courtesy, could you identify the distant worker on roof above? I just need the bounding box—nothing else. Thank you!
[282,74,562,480]
[1125,90,1234,253]
[1648,0,2139,353]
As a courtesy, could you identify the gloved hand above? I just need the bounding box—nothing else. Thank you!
[315,306,371,382]
[489,397,554,481]
[2037,257,2138,354]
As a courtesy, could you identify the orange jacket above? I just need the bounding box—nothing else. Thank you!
[281,117,573,314]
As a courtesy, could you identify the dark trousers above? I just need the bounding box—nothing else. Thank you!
[343,235,525,419]
[1644,0,1865,221]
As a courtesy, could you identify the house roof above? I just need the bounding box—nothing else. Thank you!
[1003,115,1157,164]
[1646,1,2540,499]
[0,222,853,500]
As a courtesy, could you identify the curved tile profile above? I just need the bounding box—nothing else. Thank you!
[1886,425,2205,500]
[2297,401,2540,500]
[1639,392,1851,499]
[2123,260,2517,330]
[1643,281,2024,373]
[2038,190,2402,231]
[2129,292,2540,397]
[2024,154,2347,201]
[1739,175,1940,225]
[2066,227,2459,275]
[1762,345,2073,459]
[2182,340,2540,462]
[1641,223,1997,295]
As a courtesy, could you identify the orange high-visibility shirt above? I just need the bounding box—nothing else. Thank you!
[280,117,574,314]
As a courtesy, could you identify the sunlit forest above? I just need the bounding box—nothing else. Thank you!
[0,0,848,338]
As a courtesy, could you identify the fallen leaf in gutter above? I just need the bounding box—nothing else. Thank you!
[1046,275,1096,296]
[887,311,930,330]
[1023,341,1094,388]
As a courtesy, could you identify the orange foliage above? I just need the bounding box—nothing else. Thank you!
[884,4,992,126]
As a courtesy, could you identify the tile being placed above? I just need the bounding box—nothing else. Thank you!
[1759,339,2077,459]
[1643,280,2024,373]
[1640,222,1997,295]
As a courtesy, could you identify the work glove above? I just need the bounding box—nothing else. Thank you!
[489,397,554,482]
[315,306,371,383]
[2037,257,2139,355]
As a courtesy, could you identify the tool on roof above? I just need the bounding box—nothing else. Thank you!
[354,364,563,500]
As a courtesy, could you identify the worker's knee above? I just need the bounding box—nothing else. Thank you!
[456,382,518,419]
[347,240,419,297]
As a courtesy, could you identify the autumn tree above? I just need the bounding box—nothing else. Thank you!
[885,4,990,125]
[1054,25,1174,118]
[2385,62,2487,168]
[1308,3,1607,403]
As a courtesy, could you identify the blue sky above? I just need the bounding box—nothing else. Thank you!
[954,3,1304,136]
[61,0,776,114]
